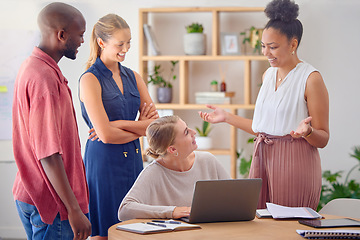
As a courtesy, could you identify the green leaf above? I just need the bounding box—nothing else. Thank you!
[350,146,360,161]
[195,127,203,136]
[322,170,342,183]
[247,138,254,144]
[202,121,209,135]
[186,23,204,33]
[239,156,252,176]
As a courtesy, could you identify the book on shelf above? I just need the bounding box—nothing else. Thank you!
[296,229,360,239]
[266,203,322,219]
[195,91,235,98]
[143,24,160,56]
[195,96,231,104]
[116,221,201,234]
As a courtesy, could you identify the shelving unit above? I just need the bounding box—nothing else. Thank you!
[139,7,268,178]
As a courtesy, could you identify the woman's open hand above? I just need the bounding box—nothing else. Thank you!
[290,116,312,138]
[198,104,227,124]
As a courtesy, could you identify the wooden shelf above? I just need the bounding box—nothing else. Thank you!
[141,55,268,61]
[139,7,266,178]
[154,104,255,110]
[139,7,265,13]
[198,149,232,155]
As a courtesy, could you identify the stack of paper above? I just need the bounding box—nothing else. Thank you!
[195,91,235,104]
[266,203,322,219]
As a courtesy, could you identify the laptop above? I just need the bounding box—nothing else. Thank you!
[181,178,262,223]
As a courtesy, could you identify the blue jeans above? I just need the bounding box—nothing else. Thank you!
[15,200,86,240]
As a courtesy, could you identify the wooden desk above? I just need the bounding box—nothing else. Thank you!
[109,215,357,240]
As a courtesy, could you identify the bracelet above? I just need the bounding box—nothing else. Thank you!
[304,126,313,138]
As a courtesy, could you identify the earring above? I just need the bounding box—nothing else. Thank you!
[292,50,295,55]
[174,152,179,157]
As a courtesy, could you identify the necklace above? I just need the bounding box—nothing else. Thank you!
[278,72,284,82]
[277,61,302,82]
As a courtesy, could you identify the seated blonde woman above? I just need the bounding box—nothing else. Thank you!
[118,115,230,221]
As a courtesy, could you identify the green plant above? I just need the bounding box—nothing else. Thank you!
[186,23,204,33]
[238,138,254,178]
[195,121,212,137]
[148,61,178,88]
[318,146,360,211]
[240,26,262,55]
[210,80,218,85]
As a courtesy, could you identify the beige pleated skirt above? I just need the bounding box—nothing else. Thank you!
[249,133,322,210]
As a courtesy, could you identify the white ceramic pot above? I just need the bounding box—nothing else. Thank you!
[196,136,212,150]
[183,33,206,55]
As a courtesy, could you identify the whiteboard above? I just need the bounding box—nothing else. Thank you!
[0,30,40,140]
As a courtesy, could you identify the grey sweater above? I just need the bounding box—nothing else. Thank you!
[118,151,230,221]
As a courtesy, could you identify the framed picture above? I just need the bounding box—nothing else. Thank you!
[221,32,240,55]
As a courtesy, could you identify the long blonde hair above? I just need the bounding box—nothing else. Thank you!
[146,115,180,159]
[86,13,129,70]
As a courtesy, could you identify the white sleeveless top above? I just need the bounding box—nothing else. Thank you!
[252,61,317,136]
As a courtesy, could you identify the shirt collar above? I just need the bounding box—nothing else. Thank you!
[95,57,129,79]
[32,47,68,84]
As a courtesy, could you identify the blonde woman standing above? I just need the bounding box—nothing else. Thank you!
[79,14,157,239]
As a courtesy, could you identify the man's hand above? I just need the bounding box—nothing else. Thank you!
[68,208,91,240]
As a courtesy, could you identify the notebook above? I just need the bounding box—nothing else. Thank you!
[116,221,201,234]
[296,229,360,239]
[181,178,262,223]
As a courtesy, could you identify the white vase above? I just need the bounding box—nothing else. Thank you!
[183,33,206,55]
[196,136,212,150]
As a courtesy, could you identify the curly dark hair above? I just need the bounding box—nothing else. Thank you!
[264,0,303,47]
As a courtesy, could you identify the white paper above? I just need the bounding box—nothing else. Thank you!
[266,203,322,219]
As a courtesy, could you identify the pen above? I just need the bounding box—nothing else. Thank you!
[152,220,181,224]
[146,222,167,228]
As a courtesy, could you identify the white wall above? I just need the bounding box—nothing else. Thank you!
[0,0,359,238]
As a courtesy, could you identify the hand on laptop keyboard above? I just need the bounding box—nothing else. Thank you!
[172,207,191,219]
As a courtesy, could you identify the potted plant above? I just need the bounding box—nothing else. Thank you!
[148,61,178,103]
[240,26,263,55]
[184,22,206,55]
[318,146,360,211]
[210,80,218,92]
[195,121,212,150]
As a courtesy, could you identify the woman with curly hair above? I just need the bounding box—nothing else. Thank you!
[199,0,329,210]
